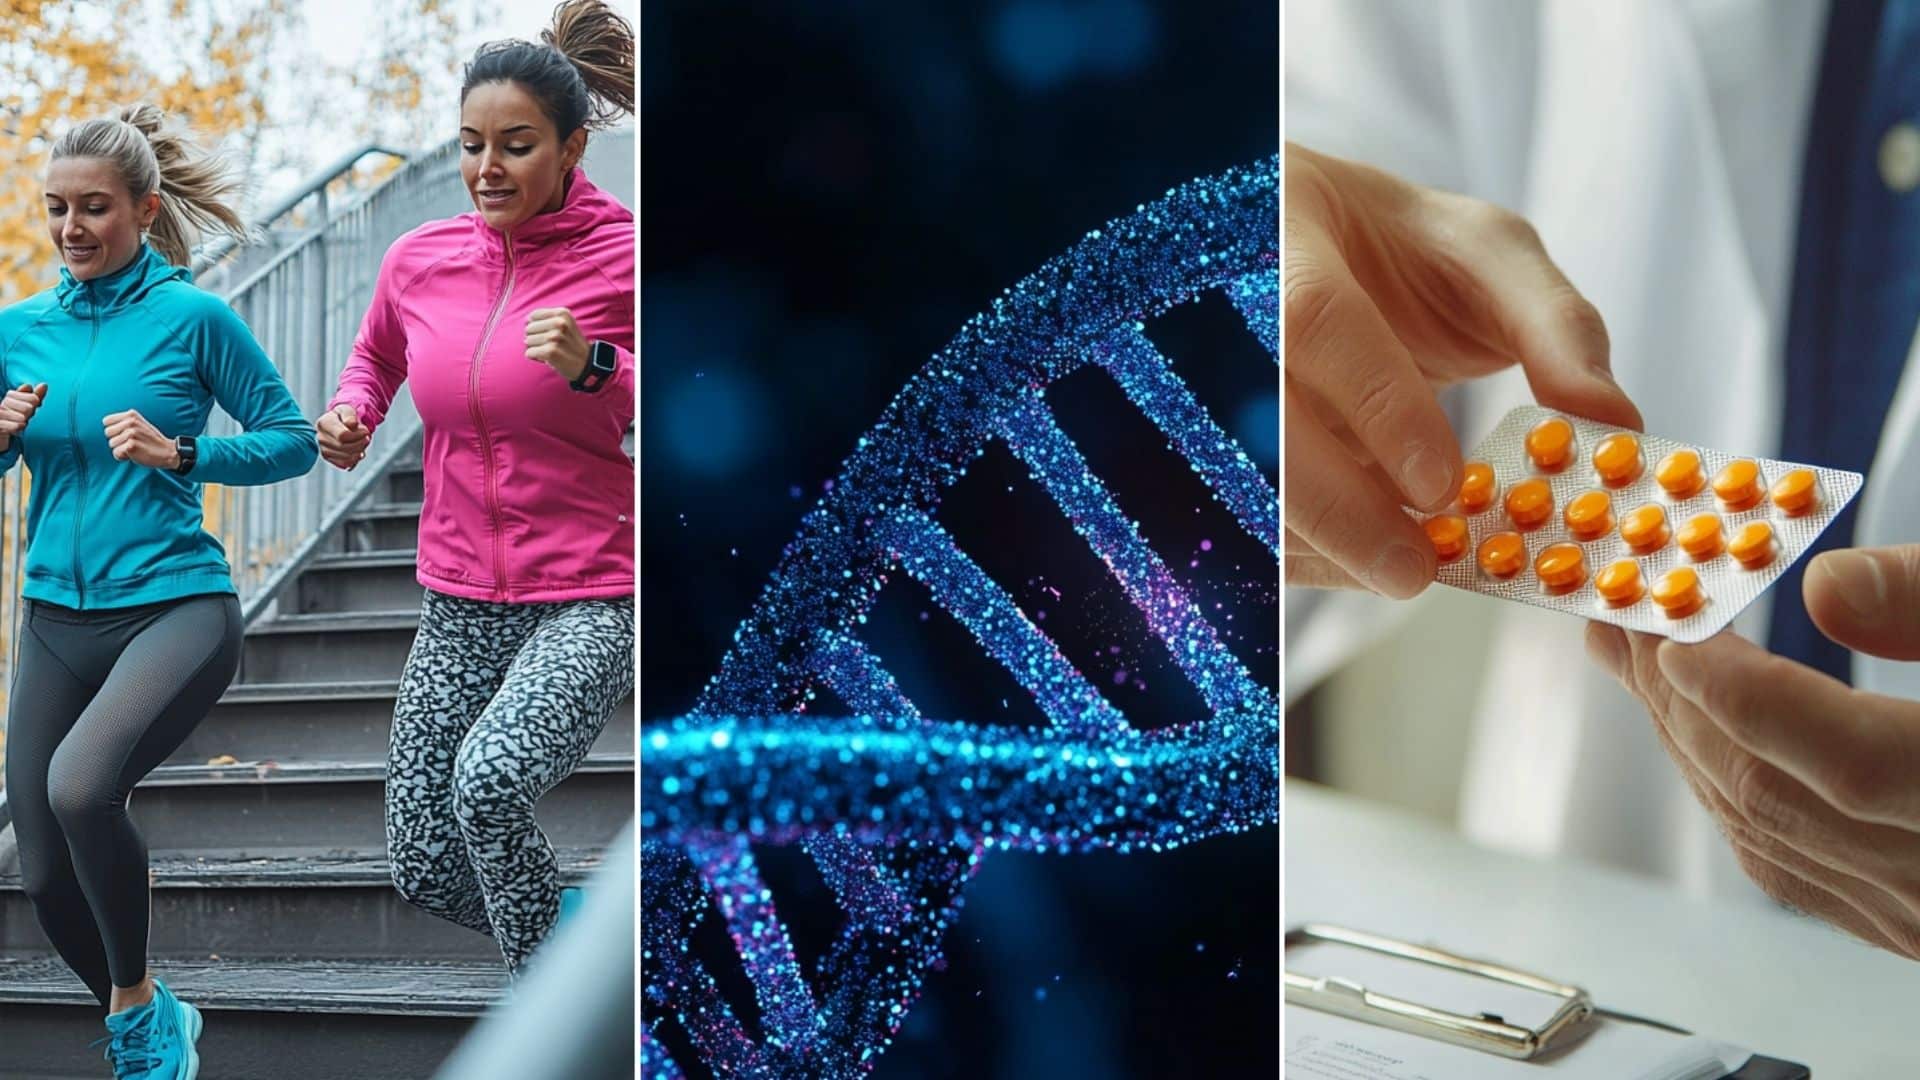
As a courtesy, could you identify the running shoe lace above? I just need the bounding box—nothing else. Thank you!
[92,1017,164,1079]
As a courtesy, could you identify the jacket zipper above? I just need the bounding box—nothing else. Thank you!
[68,298,100,607]
[468,233,516,600]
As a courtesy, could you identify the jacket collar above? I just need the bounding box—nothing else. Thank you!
[468,168,628,261]
[55,243,190,315]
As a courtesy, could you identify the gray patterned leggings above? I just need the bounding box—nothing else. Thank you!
[385,589,633,975]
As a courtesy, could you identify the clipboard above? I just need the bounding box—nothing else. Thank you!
[1284,925,1810,1079]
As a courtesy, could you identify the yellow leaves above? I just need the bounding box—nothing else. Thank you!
[0,1,280,306]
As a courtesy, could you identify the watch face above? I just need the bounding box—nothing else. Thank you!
[592,341,617,372]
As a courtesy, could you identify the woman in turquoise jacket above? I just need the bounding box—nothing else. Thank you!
[0,105,315,1079]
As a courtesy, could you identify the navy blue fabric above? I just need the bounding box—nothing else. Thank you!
[1769,0,1920,682]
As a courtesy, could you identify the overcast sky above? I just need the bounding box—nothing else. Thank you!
[256,0,634,205]
[303,0,610,68]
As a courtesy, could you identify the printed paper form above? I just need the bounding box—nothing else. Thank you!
[1286,1006,1750,1080]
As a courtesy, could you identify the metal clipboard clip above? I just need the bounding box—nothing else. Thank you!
[1284,924,1595,1060]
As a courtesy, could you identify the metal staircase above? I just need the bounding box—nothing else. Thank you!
[0,131,635,1078]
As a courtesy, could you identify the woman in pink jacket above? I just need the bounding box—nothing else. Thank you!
[315,0,633,976]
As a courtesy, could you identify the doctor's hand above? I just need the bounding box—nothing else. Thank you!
[0,382,48,451]
[1285,142,1643,598]
[525,308,588,382]
[103,409,181,470]
[1588,544,1920,959]
[316,404,371,471]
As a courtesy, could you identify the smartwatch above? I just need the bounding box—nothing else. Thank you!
[570,340,618,394]
[172,435,198,476]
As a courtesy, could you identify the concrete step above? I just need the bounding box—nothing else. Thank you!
[176,681,403,764]
[385,463,423,504]
[0,848,602,961]
[334,502,421,553]
[239,610,419,684]
[294,550,424,614]
[127,754,633,854]
[0,955,496,1078]
[172,681,635,766]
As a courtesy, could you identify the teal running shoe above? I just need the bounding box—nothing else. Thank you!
[97,1000,161,1079]
[148,979,202,1079]
[97,980,202,1079]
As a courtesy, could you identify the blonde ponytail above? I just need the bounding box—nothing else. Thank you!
[51,105,248,267]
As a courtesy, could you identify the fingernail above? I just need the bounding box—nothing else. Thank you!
[1366,543,1431,598]
[1817,550,1886,626]
[1399,444,1454,508]
[1657,640,1704,700]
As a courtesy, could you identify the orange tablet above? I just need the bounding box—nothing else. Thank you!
[1676,513,1724,561]
[1592,432,1643,487]
[1504,478,1554,531]
[1650,566,1705,618]
[1619,503,1670,553]
[1525,416,1575,471]
[1770,468,1818,516]
[1476,531,1527,578]
[1712,459,1764,511]
[1458,462,1497,514]
[1424,514,1470,562]
[1535,542,1586,592]
[1564,490,1613,541]
[1729,521,1776,568]
[1595,559,1643,606]
[1655,448,1706,499]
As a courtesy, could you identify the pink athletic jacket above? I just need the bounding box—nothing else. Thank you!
[330,168,634,603]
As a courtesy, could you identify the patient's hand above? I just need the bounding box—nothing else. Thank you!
[1588,544,1920,959]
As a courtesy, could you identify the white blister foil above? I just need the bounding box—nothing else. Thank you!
[1415,404,1863,643]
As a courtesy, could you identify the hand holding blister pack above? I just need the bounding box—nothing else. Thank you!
[1415,405,1863,643]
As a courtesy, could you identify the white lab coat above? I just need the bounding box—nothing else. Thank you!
[1287,0,1920,899]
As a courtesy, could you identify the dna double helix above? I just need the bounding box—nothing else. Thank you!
[642,155,1279,1077]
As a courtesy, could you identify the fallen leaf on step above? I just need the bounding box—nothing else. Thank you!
[207,754,239,766]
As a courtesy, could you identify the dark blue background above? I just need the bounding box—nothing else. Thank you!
[642,2,1278,1074]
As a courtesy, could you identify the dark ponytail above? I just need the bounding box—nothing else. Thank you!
[461,0,635,137]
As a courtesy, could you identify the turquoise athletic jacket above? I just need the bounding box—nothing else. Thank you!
[0,245,317,609]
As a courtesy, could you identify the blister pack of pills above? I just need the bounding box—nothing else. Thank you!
[1414,404,1863,643]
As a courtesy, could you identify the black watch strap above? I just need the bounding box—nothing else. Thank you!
[172,435,198,476]
[571,340,618,393]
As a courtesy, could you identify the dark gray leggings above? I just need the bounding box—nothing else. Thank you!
[4,593,242,1006]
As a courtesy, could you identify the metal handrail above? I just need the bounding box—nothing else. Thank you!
[209,137,469,624]
[191,143,412,280]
